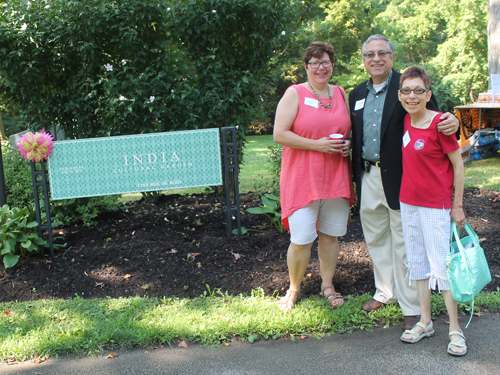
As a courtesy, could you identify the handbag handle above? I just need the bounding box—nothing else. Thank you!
[450,220,475,293]
[450,221,479,251]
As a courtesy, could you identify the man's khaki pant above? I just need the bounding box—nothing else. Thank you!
[360,166,420,316]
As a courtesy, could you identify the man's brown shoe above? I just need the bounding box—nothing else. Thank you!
[361,299,385,312]
[403,315,421,330]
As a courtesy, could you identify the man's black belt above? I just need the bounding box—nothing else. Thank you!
[364,160,380,173]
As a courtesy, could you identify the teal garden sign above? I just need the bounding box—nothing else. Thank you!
[48,129,222,200]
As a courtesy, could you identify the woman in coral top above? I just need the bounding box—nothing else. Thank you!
[397,66,466,356]
[273,41,356,311]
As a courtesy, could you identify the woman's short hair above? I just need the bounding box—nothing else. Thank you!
[399,66,431,89]
[302,41,335,65]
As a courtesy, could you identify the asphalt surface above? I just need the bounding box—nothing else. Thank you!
[2,312,500,375]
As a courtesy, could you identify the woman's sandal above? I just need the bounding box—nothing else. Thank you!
[400,321,435,343]
[448,330,467,356]
[320,285,344,308]
[277,289,300,312]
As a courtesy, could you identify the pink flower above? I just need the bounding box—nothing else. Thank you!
[17,129,55,162]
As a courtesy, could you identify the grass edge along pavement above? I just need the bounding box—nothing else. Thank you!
[1,289,500,362]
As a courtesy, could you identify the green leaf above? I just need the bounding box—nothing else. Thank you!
[6,239,16,252]
[246,207,266,214]
[26,242,39,252]
[32,237,47,246]
[247,334,258,343]
[4,218,18,228]
[263,193,280,202]
[261,196,277,209]
[232,226,248,235]
[3,253,20,268]
[1,247,12,255]
[26,221,39,228]
[21,240,32,249]
[260,205,276,214]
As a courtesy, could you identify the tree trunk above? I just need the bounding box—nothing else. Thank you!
[488,0,500,81]
[0,112,5,140]
[0,113,6,205]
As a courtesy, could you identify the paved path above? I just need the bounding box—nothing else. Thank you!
[2,313,500,375]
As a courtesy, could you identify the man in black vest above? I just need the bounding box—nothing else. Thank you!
[349,35,459,330]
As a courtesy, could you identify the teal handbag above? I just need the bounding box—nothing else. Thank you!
[447,221,491,328]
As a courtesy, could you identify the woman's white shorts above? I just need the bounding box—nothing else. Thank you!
[400,202,451,291]
[288,198,349,245]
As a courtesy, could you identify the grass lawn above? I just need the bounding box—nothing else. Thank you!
[464,152,500,191]
[239,134,275,193]
[1,289,498,361]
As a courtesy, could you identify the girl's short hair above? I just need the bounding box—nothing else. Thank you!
[400,66,431,89]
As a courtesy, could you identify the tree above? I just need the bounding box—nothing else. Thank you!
[0,0,300,151]
[314,0,378,91]
[273,0,377,99]
[373,0,489,105]
[430,0,489,104]
[488,0,500,78]
[374,0,446,65]
[312,0,376,65]
[0,0,176,139]
[165,0,300,160]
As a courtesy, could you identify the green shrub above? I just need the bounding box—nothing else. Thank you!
[246,193,284,233]
[267,143,283,192]
[51,196,122,227]
[2,143,34,210]
[1,114,25,137]
[0,204,47,268]
[0,0,301,169]
[0,0,176,139]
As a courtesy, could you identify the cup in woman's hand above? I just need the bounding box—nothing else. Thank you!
[329,134,345,143]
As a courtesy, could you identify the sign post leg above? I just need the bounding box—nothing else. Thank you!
[31,161,54,258]
[221,127,241,236]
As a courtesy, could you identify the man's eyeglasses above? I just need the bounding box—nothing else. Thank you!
[363,51,392,59]
[399,88,430,95]
[307,60,333,69]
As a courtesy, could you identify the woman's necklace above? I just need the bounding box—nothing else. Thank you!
[308,80,332,109]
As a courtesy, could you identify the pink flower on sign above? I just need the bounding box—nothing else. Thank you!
[17,129,55,163]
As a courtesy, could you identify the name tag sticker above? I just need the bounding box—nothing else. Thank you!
[403,130,411,148]
[304,97,319,108]
[354,99,365,111]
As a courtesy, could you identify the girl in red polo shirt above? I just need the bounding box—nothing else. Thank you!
[397,66,466,356]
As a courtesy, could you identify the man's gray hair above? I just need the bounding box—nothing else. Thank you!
[361,34,395,58]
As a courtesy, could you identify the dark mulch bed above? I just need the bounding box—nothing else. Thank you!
[1,187,499,303]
